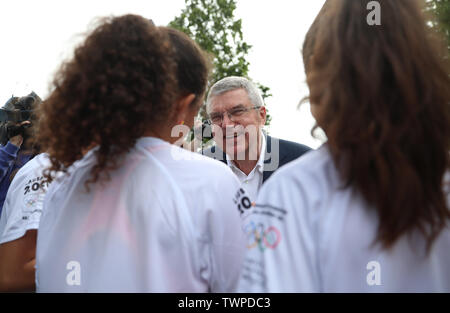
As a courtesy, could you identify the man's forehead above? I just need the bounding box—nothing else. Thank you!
[209,88,252,111]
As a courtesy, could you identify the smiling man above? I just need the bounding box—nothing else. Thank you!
[203,77,311,200]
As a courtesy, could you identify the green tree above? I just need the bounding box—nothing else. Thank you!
[169,0,272,127]
[427,0,450,50]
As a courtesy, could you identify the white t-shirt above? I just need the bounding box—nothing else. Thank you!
[36,137,252,293]
[238,144,450,292]
[0,153,51,244]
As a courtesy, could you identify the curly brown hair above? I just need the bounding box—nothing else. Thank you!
[37,15,181,186]
[303,0,450,250]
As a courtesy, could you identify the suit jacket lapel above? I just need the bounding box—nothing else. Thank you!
[263,135,278,182]
[263,135,288,183]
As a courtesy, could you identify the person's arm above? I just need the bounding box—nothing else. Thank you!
[0,135,22,179]
[0,152,45,292]
[0,229,37,292]
[207,173,252,293]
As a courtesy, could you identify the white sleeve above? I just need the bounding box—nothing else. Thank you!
[207,173,252,293]
[237,171,322,293]
[0,161,49,244]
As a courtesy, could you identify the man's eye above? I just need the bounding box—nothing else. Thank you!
[210,115,221,121]
[230,109,245,116]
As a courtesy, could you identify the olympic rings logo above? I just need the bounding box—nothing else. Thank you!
[244,221,281,252]
[26,199,37,207]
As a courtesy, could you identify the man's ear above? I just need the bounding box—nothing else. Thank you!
[259,106,267,126]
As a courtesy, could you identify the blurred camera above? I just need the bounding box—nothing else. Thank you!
[0,92,41,146]
[7,122,31,138]
[194,121,213,141]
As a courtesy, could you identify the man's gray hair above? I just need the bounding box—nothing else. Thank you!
[206,76,264,112]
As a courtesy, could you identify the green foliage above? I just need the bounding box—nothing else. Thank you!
[169,0,272,127]
[427,0,450,50]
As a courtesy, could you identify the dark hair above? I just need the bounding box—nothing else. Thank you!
[37,15,178,185]
[162,27,210,105]
[303,0,450,250]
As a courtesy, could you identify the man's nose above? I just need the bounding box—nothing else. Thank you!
[221,113,235,128]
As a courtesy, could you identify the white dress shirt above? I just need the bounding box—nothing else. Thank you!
[36,137,251,292]
[238,144,450,292]
[226,132,265,201]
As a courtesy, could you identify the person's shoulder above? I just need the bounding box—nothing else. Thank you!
[258,144,337,227]
[200,145,226,162]
[200,145,215,158]
[264,144,335,189]
[270,136,312,157]
[133,139,239,196]
[10,153,50,181]
[280,143,332,173]
[26,153,51,168]
[152,145,242,211]
[192,151,235,182]
[157,143,234,179]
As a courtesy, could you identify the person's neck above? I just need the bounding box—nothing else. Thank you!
[232,158,258,176]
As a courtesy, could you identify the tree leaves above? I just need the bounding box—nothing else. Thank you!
[426,0,450,50]
[169,0,272,127]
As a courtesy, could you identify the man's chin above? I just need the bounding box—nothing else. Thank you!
[225,143,247,161]
[213,135,247,157]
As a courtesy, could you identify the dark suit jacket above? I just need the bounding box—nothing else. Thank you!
[202,135,311,183]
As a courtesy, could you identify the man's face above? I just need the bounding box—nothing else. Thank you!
[208,88,266,160]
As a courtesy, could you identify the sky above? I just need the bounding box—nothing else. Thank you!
[0,0,326,148]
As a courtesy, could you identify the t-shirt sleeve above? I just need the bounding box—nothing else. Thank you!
[237,169,322,293]
[207,171,253,293]
[0,158,49,244]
